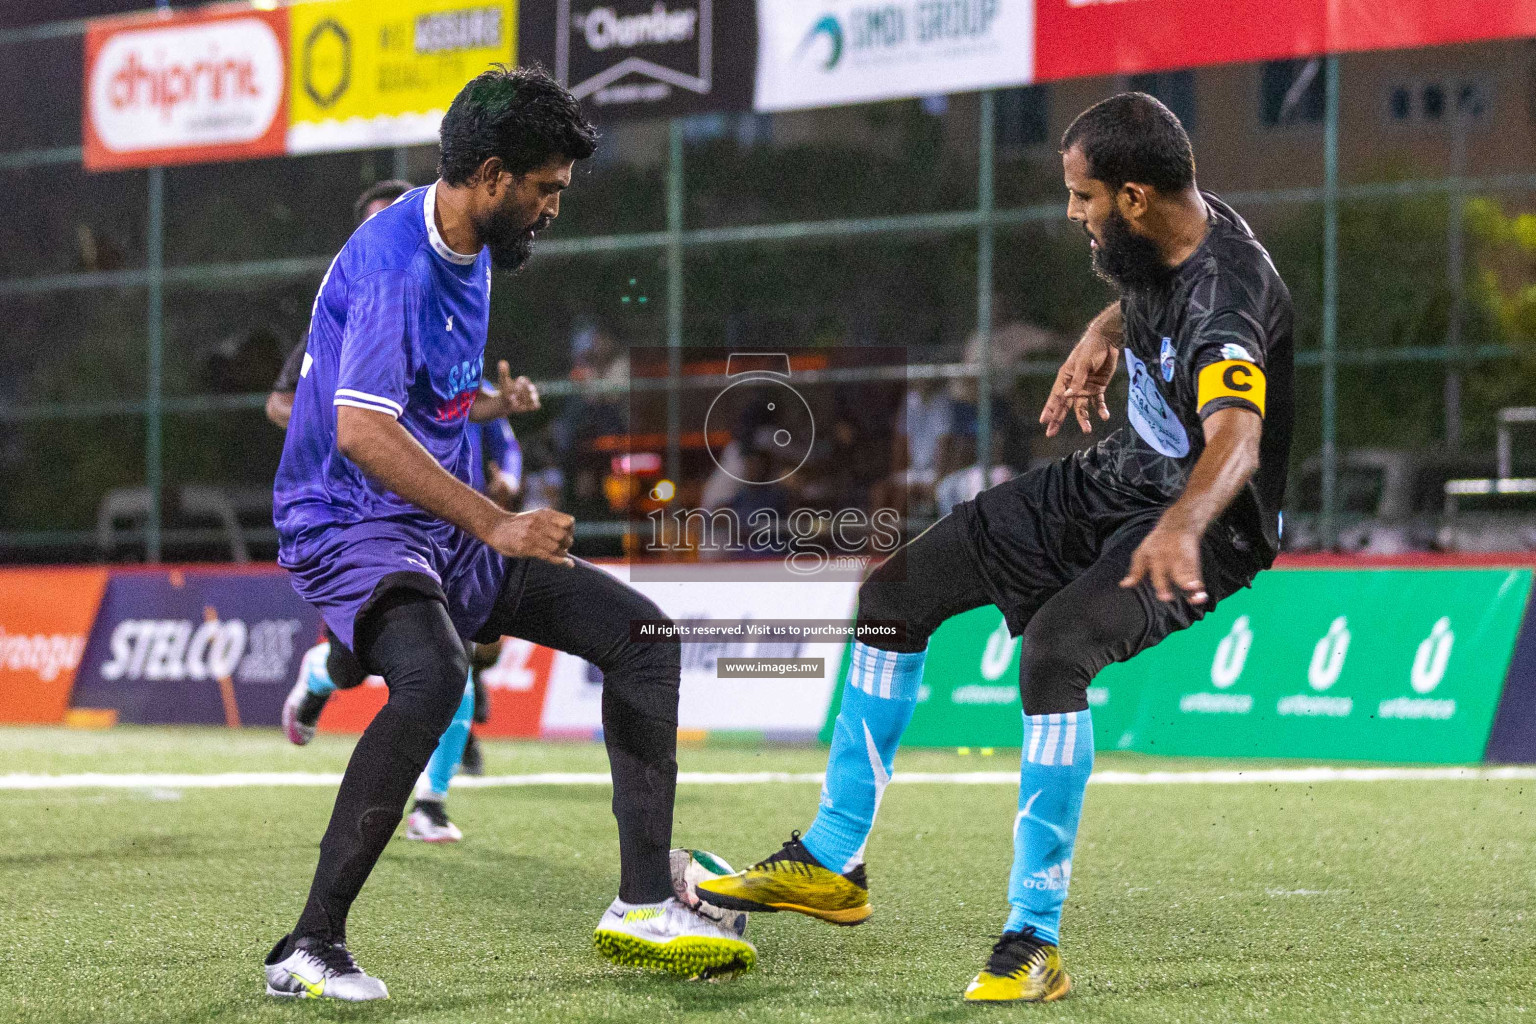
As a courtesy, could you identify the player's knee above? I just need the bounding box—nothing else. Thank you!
[1017,615,1091,717]
[600,593,680,687]
[854,568,929,653]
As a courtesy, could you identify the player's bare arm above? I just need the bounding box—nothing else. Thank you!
[336,405,572,566]
[469,359,541,421]
[1120,406,1262,604]
[1039,302,1121,437]
[265,390,295,430]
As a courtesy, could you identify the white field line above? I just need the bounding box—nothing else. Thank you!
[1,766,1534,791]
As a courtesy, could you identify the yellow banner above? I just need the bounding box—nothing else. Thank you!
[288,0,516,153]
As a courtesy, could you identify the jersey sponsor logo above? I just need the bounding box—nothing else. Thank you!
[1159,336,1175,381]
[1124,349,1190,458]
[1197,359,1266,416]
[434,355,484,421]
[1220,342,1255,362]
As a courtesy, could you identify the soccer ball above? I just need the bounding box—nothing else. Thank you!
[670,848,749,938]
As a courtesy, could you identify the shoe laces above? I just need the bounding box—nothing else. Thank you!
[985,927,1046,976]
[752,830,819,875]
[299,937,361,977]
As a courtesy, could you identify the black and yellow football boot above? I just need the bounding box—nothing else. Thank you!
[962,928,1071,1003]
[693,831,872,926]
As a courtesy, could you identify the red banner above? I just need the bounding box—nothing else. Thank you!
[1034,0,1326,83]
[0,568,110,724]
[83,5,289,171]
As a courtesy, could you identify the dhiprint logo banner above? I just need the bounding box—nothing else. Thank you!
[84,8,290,170]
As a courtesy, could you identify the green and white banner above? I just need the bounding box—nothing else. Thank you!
[828,569,1532,764]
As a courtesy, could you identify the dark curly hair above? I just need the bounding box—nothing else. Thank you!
[438,64,598,185]
[1061,92,1195,194]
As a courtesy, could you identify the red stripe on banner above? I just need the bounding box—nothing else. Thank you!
[1033,0,1328,83]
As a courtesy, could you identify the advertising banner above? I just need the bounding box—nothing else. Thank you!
[541,565,859,735]
[839,569,1529,762]
[288,0,517,154]
[1330,1,1536,57]
[1033,0,1324,84]
[519,0,756,120]
[83,6,290,171]
[0,568,110,724]
[70,569,321,728]
[754,0,1034,112]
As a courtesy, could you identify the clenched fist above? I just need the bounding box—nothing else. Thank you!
[484,508,575,567]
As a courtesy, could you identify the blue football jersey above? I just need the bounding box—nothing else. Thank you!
[274,183,493,564]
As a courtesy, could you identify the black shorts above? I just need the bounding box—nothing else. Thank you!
[959,456,1263,638]
[856,456,1264,713]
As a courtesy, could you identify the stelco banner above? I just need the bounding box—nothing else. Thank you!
[754,0,1034,112]
[288,0,518,153]
[519,0,756,120]
[83,6,290,171]
[880,568,1531,763]
[69,569,322,728]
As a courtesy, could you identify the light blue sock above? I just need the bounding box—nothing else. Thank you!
[418,675,475,800]
[303,642,337,697]
[1004,710,1094,945]
[801,642,925,873]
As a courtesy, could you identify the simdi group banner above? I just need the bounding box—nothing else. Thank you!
[879,568,1532,763]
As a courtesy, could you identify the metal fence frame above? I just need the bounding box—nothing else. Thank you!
[0,15,1524,560]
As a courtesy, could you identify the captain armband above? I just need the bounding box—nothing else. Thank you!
[1196,360,1266,418]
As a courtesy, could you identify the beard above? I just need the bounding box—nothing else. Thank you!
[1089,206,1172,290]
[482,206,550,273]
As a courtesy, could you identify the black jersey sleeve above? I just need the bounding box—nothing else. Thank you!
[1186,308,1267,421]
[273,340,307,393]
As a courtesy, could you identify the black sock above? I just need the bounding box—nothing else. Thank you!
[293,704,444,941]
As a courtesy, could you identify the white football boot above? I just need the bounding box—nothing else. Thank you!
[404,799,463,842]
[263,934,388,1001]
[593,897,756,979]
[281,643,333,746]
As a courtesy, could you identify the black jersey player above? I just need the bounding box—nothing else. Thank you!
[697,91,1294,1004]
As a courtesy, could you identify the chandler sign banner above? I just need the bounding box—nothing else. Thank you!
[83,5,289,171]
[519,0,757,120]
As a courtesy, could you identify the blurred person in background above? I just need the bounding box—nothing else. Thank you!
[267,181,416,430]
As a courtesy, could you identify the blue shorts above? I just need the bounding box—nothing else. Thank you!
[282,519,512,651]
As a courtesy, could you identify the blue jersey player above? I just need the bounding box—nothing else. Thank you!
[262,67,754,1003]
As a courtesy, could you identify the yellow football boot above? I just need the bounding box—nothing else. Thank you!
[962,929,1071,1003]
[693,832,872,926]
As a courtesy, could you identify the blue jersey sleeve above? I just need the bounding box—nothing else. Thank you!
[481,419,522,481]
[333,269,417,420]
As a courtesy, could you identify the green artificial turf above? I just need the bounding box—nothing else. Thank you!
[0,726,1532,1023]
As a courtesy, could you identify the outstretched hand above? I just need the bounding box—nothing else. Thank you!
[1039,335,1118,438]
[494,360,541,414]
